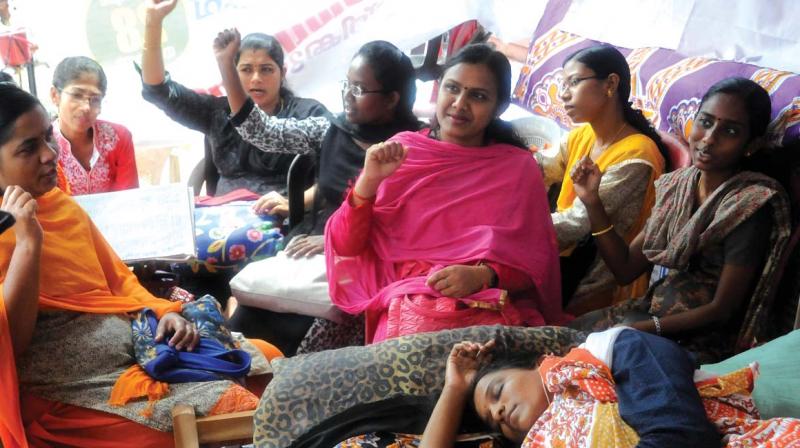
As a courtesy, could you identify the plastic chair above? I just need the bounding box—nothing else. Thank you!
[287,153,315,230]
[657,130,691,170]
[510,115,563,153]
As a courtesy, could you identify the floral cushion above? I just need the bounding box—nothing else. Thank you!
[176,202,283,275]
[253,325,586,448]
[701,329,800,419]
[514,0,800,146]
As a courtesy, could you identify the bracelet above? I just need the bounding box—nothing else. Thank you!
[477,261,498,290]
[352,189,376,203]
[651,315,662,336]
[591,224,615,237]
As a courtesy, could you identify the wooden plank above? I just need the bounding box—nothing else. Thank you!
[196,410,256,444]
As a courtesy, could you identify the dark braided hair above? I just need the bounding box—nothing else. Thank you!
[564,45,670,170]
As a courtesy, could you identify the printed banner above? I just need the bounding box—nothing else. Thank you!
[8,0,543,146]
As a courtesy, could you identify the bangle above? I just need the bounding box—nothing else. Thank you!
[478,261,498,290]
[352,189,375,203]
[651,315,662,336]
[591,224,614,237]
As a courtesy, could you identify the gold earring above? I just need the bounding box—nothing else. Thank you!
[607,90,613,97]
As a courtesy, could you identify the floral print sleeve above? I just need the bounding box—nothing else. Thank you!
[230,98,330,155]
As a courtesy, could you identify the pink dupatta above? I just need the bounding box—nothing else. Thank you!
[325,130,565,342]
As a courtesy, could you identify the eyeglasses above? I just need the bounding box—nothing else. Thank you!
[560,75,604,92]
[340,80,388,97]
[60,90,104,108]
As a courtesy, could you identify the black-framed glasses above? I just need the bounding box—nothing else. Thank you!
[60,89,104,108]
[340,80,388,97]
[560,75,604,91]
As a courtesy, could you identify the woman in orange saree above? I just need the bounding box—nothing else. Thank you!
[0,84,279,448]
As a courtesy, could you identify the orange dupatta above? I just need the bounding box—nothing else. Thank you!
[0,188,181,447]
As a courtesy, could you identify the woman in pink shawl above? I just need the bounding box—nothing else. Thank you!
[326,44,565,343]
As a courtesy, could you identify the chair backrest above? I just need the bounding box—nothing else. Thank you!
[187,157,206,196]
[187,137,222,196]
[766,159,800,336]
[657,130,691,170]
[287,154,316,230]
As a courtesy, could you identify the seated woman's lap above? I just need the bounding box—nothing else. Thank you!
[21,393,175,448]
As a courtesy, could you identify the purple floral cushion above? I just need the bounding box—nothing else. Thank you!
[513,0,800,146]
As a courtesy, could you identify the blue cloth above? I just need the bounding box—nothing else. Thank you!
[131,295,251,382]
[612,329,720,448]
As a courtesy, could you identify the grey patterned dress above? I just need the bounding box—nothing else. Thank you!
[537,132,659,304]
[17,311,270,431]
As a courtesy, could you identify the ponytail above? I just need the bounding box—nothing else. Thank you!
[565,45,670,170]
[620,100,670,171]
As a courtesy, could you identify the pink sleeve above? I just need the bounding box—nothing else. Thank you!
[485,261,534,293]
[110,125,139,191]
[329,190,374,256]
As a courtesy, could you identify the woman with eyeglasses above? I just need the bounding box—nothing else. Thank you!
[216,34,419,259]
[215,32,421,353]
[318,43,564,345]
[50,56,139,195]
[537,45,667,315]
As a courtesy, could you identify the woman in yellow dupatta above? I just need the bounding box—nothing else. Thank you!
[0,84,277,447]
[537,45,666,315]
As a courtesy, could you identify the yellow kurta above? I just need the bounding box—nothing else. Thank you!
[557,125,665,303]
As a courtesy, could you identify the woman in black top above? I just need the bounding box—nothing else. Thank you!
[140,0,328,196]
[215,32,421,354]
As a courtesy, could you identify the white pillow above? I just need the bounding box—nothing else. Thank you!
[229,252,344,323]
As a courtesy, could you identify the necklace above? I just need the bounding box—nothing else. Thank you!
[537,367,552,406]
[591,122,627,159]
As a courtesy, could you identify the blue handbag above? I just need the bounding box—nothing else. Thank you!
[131,295,251,382]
